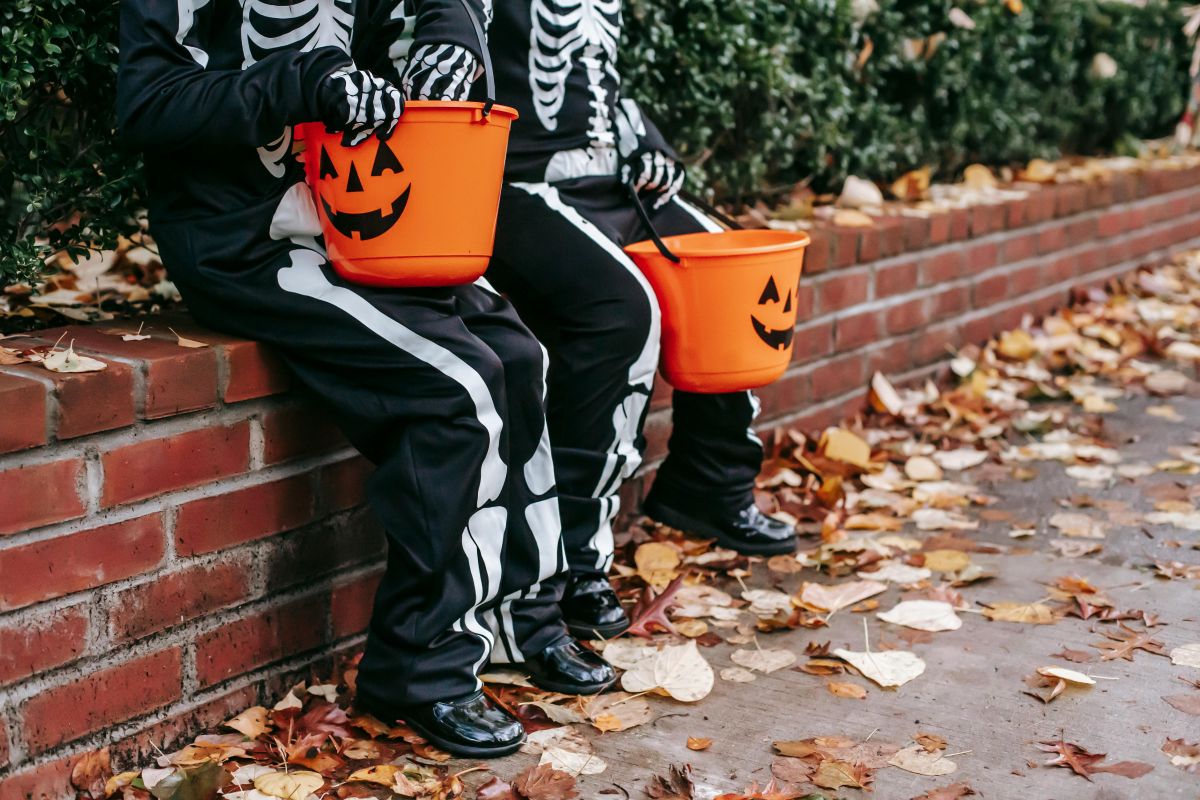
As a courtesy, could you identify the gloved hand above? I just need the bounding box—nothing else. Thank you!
[402,44,481,102]
[317,68,404,146]
[621,147,686,211]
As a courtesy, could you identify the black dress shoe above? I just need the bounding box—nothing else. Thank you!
[524,638,617,695]
[560,573,630,639]
[364,690,525,758]
[643,497,797,556]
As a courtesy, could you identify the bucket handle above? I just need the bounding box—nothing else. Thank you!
[626,183,744,265]
[456,0,497,118]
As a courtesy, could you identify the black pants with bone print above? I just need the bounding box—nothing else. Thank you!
[156,208,570,707]
[486,177,765,576]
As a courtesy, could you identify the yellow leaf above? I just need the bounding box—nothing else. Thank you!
[634,541,680,589]
[819,428,874,470]
[827,680,867,699]
[832,209,875,228]
[962,164,998,189]
[1020,159,1057,183]
[104,771,139,797]
[347,764,401,787]
[254,770,325,800]
[223,706,270,739]
[982,601,1055,624]
[922,549,971,573]
[687,737,714,751]
[168,327,208,348]
[890,166,931,201]
[997,329,1037,361]
[1005,0,1023,13]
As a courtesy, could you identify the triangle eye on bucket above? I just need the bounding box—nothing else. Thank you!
[319,146,338,179]
[758,276,781,304]
[783,288,793,313]
[372,140,404,176]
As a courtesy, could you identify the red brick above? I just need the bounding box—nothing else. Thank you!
[1111,172,1139,202]
[0,514,165,611]
[919,250,964,285]
[856,226,881,263]
[195,594,329,687]
[0,458,85,535]
[321,455,374,512]
[1036,225,1067,253]
[901,215,931,251]
[833,311,881,353]
[1086,180,1115,210]
[927,212,951,245]
[831,226,860,268]
[0,720,8,770]
[111,686,259,768]
[970,203,1005,236]
[802,229,831,274]
[930,286,968,317]
[1056,184,1086,216]
[174,474,316,556]
[1048,254,1076,284]
[752,370,807,416]
[947,208,970,241]
[223,340,292,403]
[0,754,73,800]
[911,323,959,366]
[1004,198,1027,229]
[814,271,868,315]
[262,511,384,591]
[1024,188,1056,223]
[261,404,348,465]
[0,606,89,686]
[3,346,136,440]
[807,353,866,401]
[793,283,816,321]
[21,648,181,753]
[885,297,927,335]
[964,241,999,274]
[111,560,253,641]
[792,320,834,365]
[1008,263,1042,297]
[867,338,910,377]
[876,217,906,257]
[32,326,218,420]
[0,373,47,453]
[1075,243,1106,275]
[972,273,1008,308]
[874,259,918,298]
[999,231,1038,263]
[1064,217,1097,247]
[332,571,383,638]
[101,422,250,507]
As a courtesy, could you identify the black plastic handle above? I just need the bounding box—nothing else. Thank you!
[456,0,496,117]
[626,184,681,264]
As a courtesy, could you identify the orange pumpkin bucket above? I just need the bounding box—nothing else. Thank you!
[300,103,515,287]
[624,194,809,393]
[300,0,514,287]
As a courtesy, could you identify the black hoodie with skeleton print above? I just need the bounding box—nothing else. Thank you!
[487,0,674,183]
[118,0,486,225]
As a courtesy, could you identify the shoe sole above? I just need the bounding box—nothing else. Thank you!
[565,617,630,641]
[644,499,797,556]
[526,673,618,696]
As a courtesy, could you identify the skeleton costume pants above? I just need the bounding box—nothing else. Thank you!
[118,0,570,706]
[487,178,765,575]
[163,229,570,705]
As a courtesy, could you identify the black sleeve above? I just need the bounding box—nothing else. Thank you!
[638,112,678,160]
[409,0,489,65]
[616,98,679,161]
[117,0,352,153]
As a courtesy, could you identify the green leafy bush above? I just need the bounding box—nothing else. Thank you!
[0,0,1191,285]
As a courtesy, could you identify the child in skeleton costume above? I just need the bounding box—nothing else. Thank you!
[118,0,614,757]
[483,0,798,637]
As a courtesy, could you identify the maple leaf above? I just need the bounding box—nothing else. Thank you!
[476,776,520,800]
[1091,623,1167,661]
[294,701,355,739]
[627,575,683,638]
[512,764,579,800]
[1162,738,1200,773]
[644,764,695,799]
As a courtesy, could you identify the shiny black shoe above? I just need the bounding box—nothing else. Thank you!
[524,639,617,695]
[373,690,525,758]
[643,497,797,556]
[560,573,630,639]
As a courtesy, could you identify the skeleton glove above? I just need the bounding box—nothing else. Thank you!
[402,44,482,102]
[622,148,686,211]
[318,68,404,147]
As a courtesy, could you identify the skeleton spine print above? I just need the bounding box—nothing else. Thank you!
[239,0,355,68]
[528,0,621,142]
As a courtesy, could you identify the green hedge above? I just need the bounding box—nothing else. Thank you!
[0,0,1190,285]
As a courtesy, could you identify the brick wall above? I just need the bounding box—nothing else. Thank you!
[4,164,1200,797]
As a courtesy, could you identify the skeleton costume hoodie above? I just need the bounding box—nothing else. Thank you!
[487,0,673,183]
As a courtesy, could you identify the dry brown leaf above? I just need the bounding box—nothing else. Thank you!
[687,737,713,751]
[981,601,1055,624]
[826,680,867,699]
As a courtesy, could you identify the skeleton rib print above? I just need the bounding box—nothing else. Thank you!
[528,0,620,133]
[239,0,354,68]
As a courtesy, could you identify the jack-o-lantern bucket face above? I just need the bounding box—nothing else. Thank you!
[751,275,795,351]
[315,138,412,242]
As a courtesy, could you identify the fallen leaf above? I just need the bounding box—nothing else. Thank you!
[644,765,695,799]
[584,692,653,732]
[797,579,886,613]
[730,648,797,674]
[346,764,400,787]
[1092,623,1167,661]
[877,600,962,632]
[1163,738,1200,773]
[42,342,106,373]
[1170,643,1200,669]
[621,640,714,701]
[168,327,208,348]
[635,542,680,589]
[833,648,926,688]
[1163,694,1200,715]
[819,428,874,469]
[513,763,580,799]
[1036,666,1096,685]
[827,680,867,699]
[981,601,1055,624]
[812,759,869,790]
[253,770,325,800]
[687,737,713,751]
[889,744,957,776]
[224,706,270,739]
[720,666,756,683]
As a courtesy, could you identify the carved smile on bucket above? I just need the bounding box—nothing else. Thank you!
[317,138,411,241]
[321,188,410,241]
[751,275,795,351]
